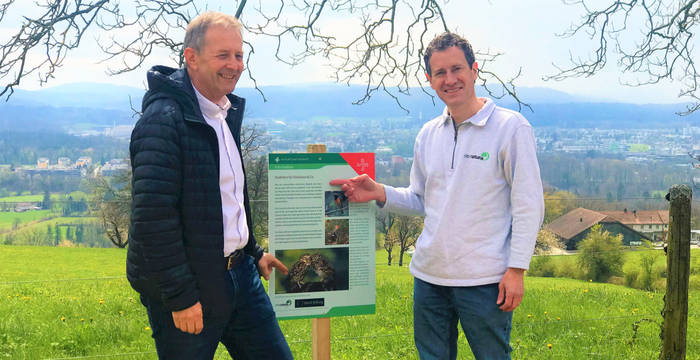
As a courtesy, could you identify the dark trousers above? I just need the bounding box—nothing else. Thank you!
[413,278,513,360]
[140,255,293,360]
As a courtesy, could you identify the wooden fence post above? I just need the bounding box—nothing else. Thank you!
[659,184,692,360]
[307,143,331,360]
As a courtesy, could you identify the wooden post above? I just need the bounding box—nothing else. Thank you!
[307,143,331,360]
[659,184,692,360]
[312,317,331,360]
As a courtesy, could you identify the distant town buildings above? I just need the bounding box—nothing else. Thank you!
[18,156,128,178]
[535,126,700,160]
[57,157,71,167]
[98,158,130,177]
[36,158,49,169]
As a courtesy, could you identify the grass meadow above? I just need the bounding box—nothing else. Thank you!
[0,210,53,230]
[0,245,698,359]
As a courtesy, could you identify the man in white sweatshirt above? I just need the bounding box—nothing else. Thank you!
[331,32,544,360]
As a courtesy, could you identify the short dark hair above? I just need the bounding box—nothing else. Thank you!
[423,32,475,77]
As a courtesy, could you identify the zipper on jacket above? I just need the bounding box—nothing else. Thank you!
[451,121,458,169]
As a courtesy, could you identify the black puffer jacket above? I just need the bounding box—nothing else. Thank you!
[126,65,263,315]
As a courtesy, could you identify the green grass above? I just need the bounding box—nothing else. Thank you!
[0,210,53,229]
[10,216,99,236]
[0,246,698,359]
[0,194,43,202]
[0,192,88,203]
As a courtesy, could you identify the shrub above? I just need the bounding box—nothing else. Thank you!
[555,259,584,279]
[689,275,700,291]
[621,242,663,290]
[624,269,639,288]
[652,278,667,291]
[528,256,556,277]
[577,225,625,282]
[636,242,661,290]
[607,276,625,286]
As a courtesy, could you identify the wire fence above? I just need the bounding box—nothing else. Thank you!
[0,195,699,204]
[34,312,700,359]
[0,267,696,359]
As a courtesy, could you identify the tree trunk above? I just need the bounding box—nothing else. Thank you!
[399,249,404,267]
[386,251,392,266]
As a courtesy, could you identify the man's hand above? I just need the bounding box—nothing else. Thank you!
[329,174,386,203]
[172,301,203,334]
[257,252,289,280]
[497,268,526,312]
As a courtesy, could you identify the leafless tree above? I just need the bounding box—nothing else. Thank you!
[245,154,269,248]
[0,0,530,111]
[89,168,131,248]
[547,0,700,114]
[376,208,395,241]
[240,122,270,162]
[393,214,422,266]
[383,231,397,265]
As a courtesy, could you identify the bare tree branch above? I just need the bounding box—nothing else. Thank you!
[240,123,270,162]
[0,1,531,111]
[547,0,700,114]
[0,0,117,99]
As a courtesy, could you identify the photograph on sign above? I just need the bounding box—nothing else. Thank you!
[325,191,349,217]
[274,248,349,294]
[325,219,349,245]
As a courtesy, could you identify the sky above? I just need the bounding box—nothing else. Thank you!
[3,0,695,104]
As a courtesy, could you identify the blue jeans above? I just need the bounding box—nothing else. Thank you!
[141,255,292,360]
[413,277,513,360]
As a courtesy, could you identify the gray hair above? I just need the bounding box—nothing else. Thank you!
[183,11,241,54]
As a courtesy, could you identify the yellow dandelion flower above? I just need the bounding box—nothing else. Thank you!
[556,317,561,321]
[547,343,552,349]
[60,316,66,322]
[543,311,547,315]
[80,318,84,322]
[583,289,588,293]
[527,314,532,318]
[589,279,592,282]
[119,311,124,315]
[145,326,151,331]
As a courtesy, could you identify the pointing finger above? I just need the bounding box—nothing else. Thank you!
[330,179,350,186]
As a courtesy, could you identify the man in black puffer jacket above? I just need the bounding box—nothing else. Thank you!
[127,11,292,360]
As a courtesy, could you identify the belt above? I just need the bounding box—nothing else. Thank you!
[225,249,245,270]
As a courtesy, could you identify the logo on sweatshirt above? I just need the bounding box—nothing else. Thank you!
[464,152,490,161]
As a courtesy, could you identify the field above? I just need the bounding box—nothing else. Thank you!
[0,192,87,203]
[0,192,90,232]
[0,245,698,359]
[0,210,53,229]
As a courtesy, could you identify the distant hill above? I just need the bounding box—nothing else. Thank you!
[1,82,697,132]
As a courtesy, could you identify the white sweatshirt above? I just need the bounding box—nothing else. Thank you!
[383,98,544,287]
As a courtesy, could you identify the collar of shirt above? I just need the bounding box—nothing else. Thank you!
[191,83,231,120]
[441,97,495,128]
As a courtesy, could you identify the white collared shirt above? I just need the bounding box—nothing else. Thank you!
[192,85,248,256]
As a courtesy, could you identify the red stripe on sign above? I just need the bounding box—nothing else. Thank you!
[339,153,375,180]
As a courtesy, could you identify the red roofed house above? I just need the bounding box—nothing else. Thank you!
[545,208,668,250]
